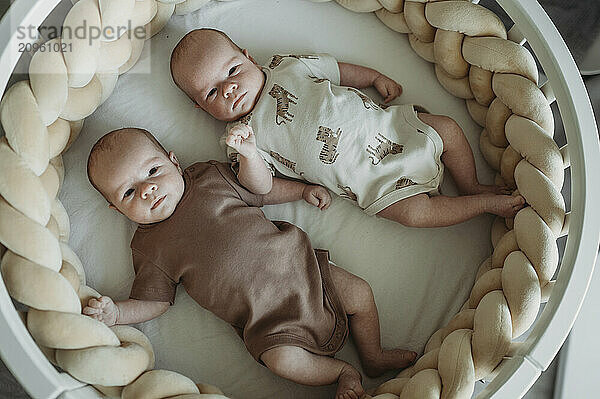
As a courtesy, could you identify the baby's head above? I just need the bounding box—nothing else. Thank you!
[170,28,264,122]
[87,128,185,224]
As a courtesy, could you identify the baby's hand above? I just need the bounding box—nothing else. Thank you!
[226,124,258,159]
[302,185,331,210]
[83,296,119,326]
[373,73,403,103]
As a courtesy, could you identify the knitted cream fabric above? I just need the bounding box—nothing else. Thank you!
[0,0,567,397]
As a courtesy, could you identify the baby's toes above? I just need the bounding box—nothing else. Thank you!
[343,392,357,399]
[498,186,513,195]
[513,195,526,207]
[408,351,418,364]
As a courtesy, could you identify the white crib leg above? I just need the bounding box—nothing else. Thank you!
[539,79,556,104]
[541,280,556,303]
[508,24,527,45]
[559,212,570,238]
[560,144,570,168]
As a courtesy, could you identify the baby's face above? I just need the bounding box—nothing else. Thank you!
[178,36,265,121]
[93,133,185,224]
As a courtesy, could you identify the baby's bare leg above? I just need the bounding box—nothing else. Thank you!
[378,193,525,228]
[329,263,417,378]
[417,113,509,195]
[261,346,364,399]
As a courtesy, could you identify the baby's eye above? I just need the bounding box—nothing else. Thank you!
[228,66,237,75]
[123,188,134,198]
[149,167,158,176]
[207,88,216,99]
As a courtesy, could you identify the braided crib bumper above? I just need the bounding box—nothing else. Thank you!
[0,0,597,398]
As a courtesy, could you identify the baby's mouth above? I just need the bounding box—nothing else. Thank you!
[151,195,166,210]
[232,92,246,110]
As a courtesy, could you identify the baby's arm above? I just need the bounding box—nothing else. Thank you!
[226,124,331,210]
[226,124,273,195]
[83,296,169,326]
[263,177,331,210]
[338,62,402,103]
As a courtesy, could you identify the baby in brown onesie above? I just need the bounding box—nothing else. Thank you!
[83,127,417,399]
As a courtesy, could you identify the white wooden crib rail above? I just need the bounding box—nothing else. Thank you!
[476,0,600,396]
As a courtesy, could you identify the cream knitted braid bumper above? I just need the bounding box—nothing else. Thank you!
[0,0,229,397]
[330,1,567,398]
[0,0,570,398]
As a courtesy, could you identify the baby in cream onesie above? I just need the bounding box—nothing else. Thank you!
[170,29,525,227]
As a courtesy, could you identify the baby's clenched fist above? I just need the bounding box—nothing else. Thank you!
[83,296,119,326]
[373,73,402,104]
[303,185,331,210]
[226,124,258,158]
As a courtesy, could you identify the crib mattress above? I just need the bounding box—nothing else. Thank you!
[59,0,496,397]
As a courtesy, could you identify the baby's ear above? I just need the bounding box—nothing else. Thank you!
[108,203,126,217]
[242,49,257,65]
[169,151,183,174]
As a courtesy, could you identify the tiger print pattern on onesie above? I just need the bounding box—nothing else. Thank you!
[269,150,302,176]
[338,185,357,201]
[347,87,379,110]
[396,177,417,189]
[366,134,404,165]
[269,84,297,125]
[316,126,342,164]
[269,54,319,69]
[309,76,329,84]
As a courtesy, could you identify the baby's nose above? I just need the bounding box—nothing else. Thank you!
[223,82,238,98]
[140,183,157,199]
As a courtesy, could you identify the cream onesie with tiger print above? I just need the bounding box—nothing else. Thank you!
[224,53,445,215]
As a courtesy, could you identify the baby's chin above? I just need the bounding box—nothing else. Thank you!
[222,97,257,122]
[221,109,251,122]
[136,212,171,225]
[132,203,178,225]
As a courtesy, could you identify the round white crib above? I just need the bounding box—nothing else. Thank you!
[0,0,599,398]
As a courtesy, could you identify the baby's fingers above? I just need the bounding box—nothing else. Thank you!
[320,194,331,210]
[318,200,326,210]
[88,298,104,309]
[226,135,242,148]
[98,296,113,305]
[306,194,320,208]
[230,124,251,139]
[379,86,390,101]
[395,83,403,96]
[83,306,100,315]
[315,191,331,210]
[384,87,401,103]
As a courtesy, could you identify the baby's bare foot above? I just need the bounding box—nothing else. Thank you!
[362,349,418,378]
[463,183,511,196]
[336,365,364,399]
[485,194,526,217]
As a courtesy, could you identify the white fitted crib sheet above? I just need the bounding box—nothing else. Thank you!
[59,1,497,397]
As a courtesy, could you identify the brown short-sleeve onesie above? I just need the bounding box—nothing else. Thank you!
[129,161,348,362]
